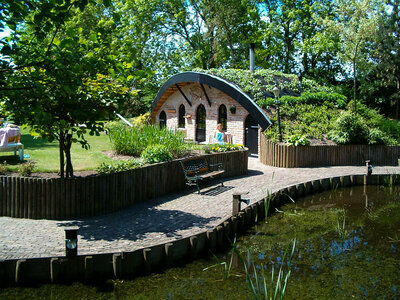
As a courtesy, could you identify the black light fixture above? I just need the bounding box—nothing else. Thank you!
[65,227,79,257]
[273,86,283,142]
[366,160,373,175]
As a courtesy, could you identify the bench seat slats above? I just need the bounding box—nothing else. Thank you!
[179,156,225,194]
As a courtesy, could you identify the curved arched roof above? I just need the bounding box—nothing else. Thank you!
[151,71,272,130]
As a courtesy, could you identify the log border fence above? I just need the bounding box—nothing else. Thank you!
[259,133,400,168]
[0,150,248,220]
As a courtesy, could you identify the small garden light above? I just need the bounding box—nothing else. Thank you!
[273,86,283,142]
[366,160,373,175]
[65,227,79,257]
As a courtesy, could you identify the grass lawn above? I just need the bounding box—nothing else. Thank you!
[0,128,116,173]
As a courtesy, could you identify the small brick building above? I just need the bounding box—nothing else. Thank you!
[151,72,271,154]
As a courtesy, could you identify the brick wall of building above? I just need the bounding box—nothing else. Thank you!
[154,83,254,146]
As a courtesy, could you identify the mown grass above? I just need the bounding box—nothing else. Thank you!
[0,128,115,173]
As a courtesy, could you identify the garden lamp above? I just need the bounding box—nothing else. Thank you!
[273,86,283,142]
[65,227,79,257]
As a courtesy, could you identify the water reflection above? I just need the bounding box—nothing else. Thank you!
[240,185,400,299]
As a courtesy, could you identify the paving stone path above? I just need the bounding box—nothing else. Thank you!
[1,158,399,260]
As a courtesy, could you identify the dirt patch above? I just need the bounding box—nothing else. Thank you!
[308,138,337,146]
[102,150,136,161]
[7,170,97,179]
[102,149,207,160]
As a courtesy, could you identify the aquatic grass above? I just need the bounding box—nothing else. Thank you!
[203,238,241,280]
[233,239,296,300]
[264,196,272,222]
[264,189,295,223]
[336,210,348,240]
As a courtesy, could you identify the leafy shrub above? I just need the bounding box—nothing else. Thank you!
[328,111,369,144]
[18,161,35,176]
[105,120,124,134]
[368,128,396,145]
[285,134,310,146]
[108,124,186,157]
[265,103,339,142]
[131,112,150,128]
[205,143,245,153]
[97,159,144,175]
[257,92,347,109]
[140,144,172,164]
[350,101,400,145]
[0,161,7,175]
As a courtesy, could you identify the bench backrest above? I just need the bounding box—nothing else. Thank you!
[7,133,21,144]
[180,157,209,176]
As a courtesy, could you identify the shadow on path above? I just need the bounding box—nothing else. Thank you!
[58,207,218,242]
[201,185,234,196]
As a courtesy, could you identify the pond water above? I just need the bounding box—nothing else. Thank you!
[1,185,400,299]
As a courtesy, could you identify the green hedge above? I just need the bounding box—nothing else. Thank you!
[257,92,347,109]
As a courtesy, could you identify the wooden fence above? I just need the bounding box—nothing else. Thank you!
[0,150,248,220]
[259,134,400,168]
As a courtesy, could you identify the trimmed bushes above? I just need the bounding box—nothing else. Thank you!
[257,92,347,109]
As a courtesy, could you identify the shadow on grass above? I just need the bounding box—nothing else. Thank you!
[20,133,58,149]
[0,155,23,165]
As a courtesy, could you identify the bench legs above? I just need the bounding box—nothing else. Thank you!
[14,147,24,161]
[196,182,201,194]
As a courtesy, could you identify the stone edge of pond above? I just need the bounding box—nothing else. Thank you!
[0,173,399,287]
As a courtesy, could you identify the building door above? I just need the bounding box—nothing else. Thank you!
[196,104,206,142]
[159,111,166,128]
[245,114,258,155]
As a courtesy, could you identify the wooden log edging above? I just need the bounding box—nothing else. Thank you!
[0,173,399,287]
[259,133,400,168]
[0,150,248,220]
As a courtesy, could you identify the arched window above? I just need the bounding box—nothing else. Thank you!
[159,111,167,128]
[218,104,227,130]
[178,104,185,128]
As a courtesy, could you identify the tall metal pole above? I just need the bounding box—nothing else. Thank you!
[249,43,255,73]
[276,96,282,142]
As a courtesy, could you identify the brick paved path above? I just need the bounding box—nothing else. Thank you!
[1,158,399,260]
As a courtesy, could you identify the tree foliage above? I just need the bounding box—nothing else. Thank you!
[1,0,400,177]
[1,0,136,177]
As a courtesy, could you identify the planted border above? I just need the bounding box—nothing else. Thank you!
[260,134,400,168]
[0,150,248,220]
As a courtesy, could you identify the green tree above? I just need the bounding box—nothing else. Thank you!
[2,0,135,177]
[326,0,379,112]
[373,0,400,118]
[158,0,262,70]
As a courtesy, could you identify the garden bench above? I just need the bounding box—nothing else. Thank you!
[179,156,225,194]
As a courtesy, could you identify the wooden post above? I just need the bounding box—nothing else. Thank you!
[232,192,249,215]
[232,194,241,215]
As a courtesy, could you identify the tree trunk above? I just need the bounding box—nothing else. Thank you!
[65,133,74,178]
[396,78,399,119]
[353,59,357,114]
[59,131,64,178]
